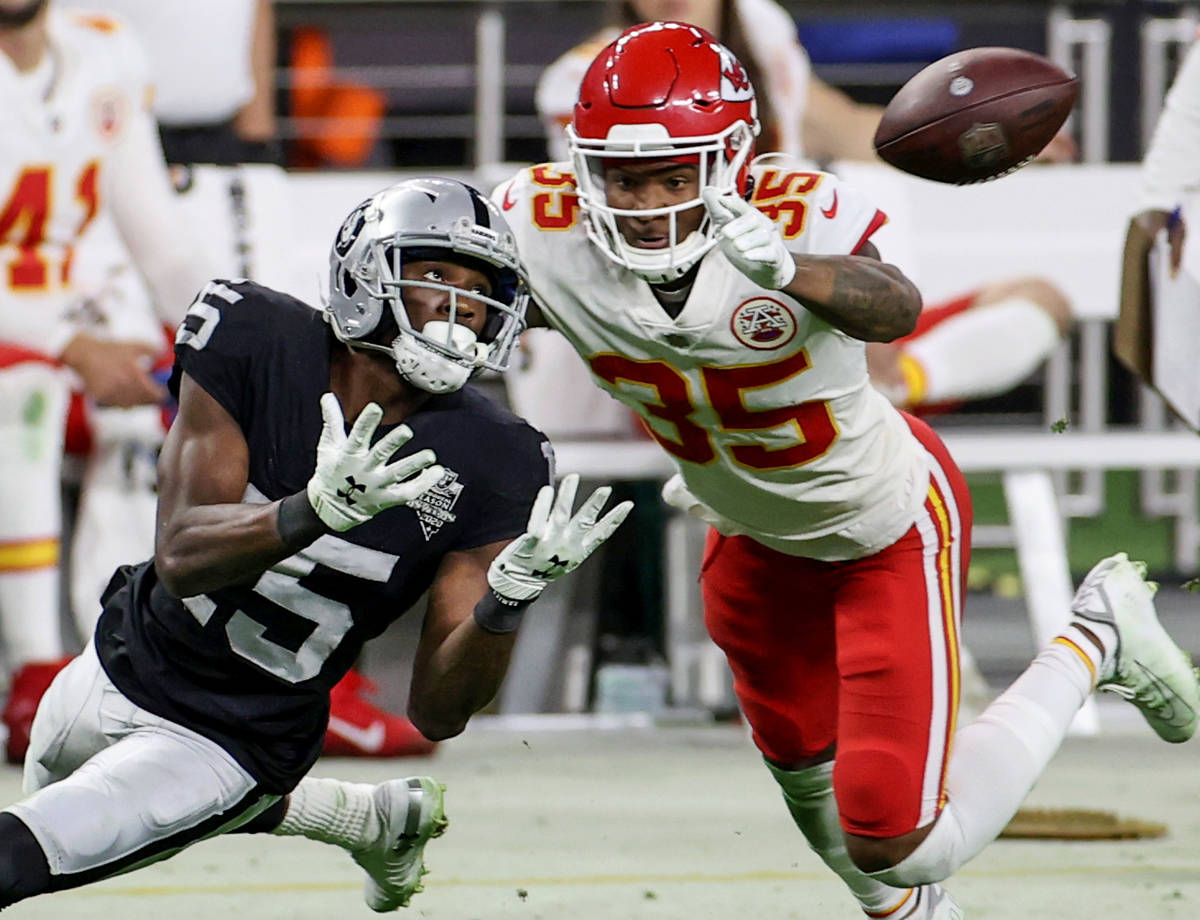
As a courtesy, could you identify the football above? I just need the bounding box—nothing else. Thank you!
[873,47,1079,184]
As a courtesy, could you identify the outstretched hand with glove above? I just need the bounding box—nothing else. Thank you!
[307,392,445,532]
[487,473,634,604]
[702,187,797,290]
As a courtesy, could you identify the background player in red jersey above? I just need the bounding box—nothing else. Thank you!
[0,177,631,912]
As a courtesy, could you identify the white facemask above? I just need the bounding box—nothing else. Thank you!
[393,320,488,394]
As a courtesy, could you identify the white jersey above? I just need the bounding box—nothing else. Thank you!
[496,162,929,561]
[0,9,213,356]
[535,0,812,161]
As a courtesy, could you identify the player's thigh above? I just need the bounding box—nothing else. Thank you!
[12,646,273,884]
[700,531,840,763]
[832,428,971,839]
[22,643,112,793]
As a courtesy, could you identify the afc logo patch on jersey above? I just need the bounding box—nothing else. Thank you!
[409,469,464,540]
[730,297,798,350]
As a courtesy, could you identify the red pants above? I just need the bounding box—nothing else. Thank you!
[700,413,972,838]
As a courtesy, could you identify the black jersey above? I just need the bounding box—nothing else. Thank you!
[94,280,552,793]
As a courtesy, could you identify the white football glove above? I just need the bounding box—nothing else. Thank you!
[307,392,444,532]
[487,473,634,602]
[701,187,797,290]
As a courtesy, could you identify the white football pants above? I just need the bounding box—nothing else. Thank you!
[8,642,276,881]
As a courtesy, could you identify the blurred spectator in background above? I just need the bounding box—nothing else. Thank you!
[531,0,1076,418]
[1114,36,1199,426]
[62,0,280,165]
[0,0,217,761]
[1130,36,1200,273]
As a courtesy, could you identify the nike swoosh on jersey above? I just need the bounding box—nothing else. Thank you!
[326,715,387,752]
[821,190,838,220]
[502,183,517,211]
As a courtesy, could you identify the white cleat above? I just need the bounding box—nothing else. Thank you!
[1071,552,1200,743]
[351,776,448,911]
[923,884,965,919]
[870,884,963,920]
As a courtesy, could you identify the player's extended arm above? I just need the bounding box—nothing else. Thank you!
[702,189,921,341]
[408,474,632,739]
[155,380,442,597]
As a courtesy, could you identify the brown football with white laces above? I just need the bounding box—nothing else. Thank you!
[873,46,1078,184]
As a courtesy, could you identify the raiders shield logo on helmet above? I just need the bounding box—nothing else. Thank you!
[334,201,371,257]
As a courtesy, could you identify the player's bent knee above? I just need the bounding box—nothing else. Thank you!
[861,807,965,886]
[833,747,919,840]
[0,812,51,906]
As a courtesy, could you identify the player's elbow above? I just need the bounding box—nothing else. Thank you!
[154,552,203,599]
[856,294,921,342]
[897,289,923,338]
[876,274,922,341]
[154,539,226,599]
[406,704,467,742]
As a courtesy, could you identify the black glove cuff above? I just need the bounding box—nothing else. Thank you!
[473,590,532,635]
[277,491,331,548]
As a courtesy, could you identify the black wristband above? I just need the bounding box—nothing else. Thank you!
[472,590,532,635]
[277,491,330,548]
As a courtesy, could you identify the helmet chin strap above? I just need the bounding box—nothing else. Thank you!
[392,320,487,394]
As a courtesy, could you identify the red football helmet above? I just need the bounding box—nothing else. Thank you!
[568,21,760,282]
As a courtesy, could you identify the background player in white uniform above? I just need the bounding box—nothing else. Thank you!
[0,0,217,760]
[61,0,278,165]
[1131,35,1200,274]
[525,0,1073,428]
[0,177,632,911]
[495,23,1200,919]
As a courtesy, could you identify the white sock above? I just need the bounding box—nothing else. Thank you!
[902,298,1060,404]
[868,640,1093,886]
[765,760,917,915]
[273,777,380,850]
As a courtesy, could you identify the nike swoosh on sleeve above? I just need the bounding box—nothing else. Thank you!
[501,183,518,211]
[820,190,838,220]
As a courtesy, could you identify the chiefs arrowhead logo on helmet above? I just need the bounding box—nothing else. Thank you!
[719,51,753,101]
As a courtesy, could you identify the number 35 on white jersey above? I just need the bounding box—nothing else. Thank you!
[497,161,930,562]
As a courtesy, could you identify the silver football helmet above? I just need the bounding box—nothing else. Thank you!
[326,177,530,393]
